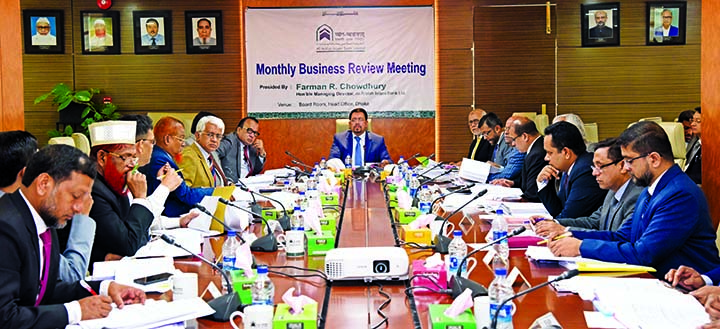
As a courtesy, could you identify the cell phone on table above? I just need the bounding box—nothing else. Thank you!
[133,272,173,285]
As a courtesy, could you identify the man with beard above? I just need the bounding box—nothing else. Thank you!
[0,144,146,328]
[87,121,182,266]
[218,116,267,182]
[329,108,391,167]
[145,117,215,217]
[548,121,720,277]
[588,10,613,38]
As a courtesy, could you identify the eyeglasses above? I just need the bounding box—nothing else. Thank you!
[623,153,650,165]
[479,129,493,137]
[108,152,138,164]
[201,132,224,140]
[468,119,480,126]
[506,134,522,142]
[136,138,156,145]
[170,135,185,143]
[590,159,621,173]
[350,118,366,123]
[662,16,673,19]
[37,25,50,29]
[245,128,260,137]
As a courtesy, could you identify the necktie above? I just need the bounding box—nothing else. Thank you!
[151,37,156,46]
[203,38,207,45]
[470,137,481,159]
[208,155,227,186]
[35,230,52,306]
[603,197,620,231]
[244,146,253,178]
[354,136,363,167]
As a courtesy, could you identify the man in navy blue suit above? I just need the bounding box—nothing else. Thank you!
[549,121,720,278]
[329,108,392,166]
[536,121,607,219]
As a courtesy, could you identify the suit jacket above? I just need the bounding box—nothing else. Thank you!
[684,137,701,184]
[193,37,217,46]
[0,192,98,328]
[589,25,613,38]
[493,134,514,167]
[575,165,720,277]
[558,180,643,232]
[654,25,680,37]
[217,132,265,182]
[179,143,219,188]
[145,147,214,217]
[89,175,155,267]
[513,135,547,202]
[466,136,493,162]
[537,152,607,219]
[329,131,392,164]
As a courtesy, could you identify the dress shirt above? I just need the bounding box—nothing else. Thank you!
[648,169,669,196]
[537,159,576,192]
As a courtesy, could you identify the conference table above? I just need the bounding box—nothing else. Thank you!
[172,176,595,329]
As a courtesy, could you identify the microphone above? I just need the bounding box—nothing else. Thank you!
[219,198,277,252]
[488,268,579,329]
[450,226,527,299]
[417,161,446,178]
[434,189,488,254]
[427,153,435,160]
[291,159,314,171]
[429,184,475,212]
[159,234,242,321]
[418,167,453,186]
[399,152,422,164]
[194,204,245,243]
[285,151,312,169]
[284,165,310,177]
[235,183,291,231]
[235,181,262,215]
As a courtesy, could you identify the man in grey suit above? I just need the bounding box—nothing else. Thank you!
[217,116,267,182]
[534,138,643,236]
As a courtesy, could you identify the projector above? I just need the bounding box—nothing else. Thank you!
[324,247,409,282]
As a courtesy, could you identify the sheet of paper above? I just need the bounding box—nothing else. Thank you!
[91,257,175,292]
[187,196,218,232]
[71,297,214,329]
[459,157,490,183]
[583,311,625,329]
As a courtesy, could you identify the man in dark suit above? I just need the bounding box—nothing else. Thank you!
[550,121,720,277]
[217,116,266,182]
[0,144,145,328]
[588,10,613,38]
[684,106,701,184]
[88,121,182,265]
[537,121,607,219]
[492,116,547,202]
[329,108,392,166]
[465,109,493,162]
[535,138,643,236]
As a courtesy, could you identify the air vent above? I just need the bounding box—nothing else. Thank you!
[325,260,344,279]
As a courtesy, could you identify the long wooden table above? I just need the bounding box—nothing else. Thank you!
[179,178,592,329]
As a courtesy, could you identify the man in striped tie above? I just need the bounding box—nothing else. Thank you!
[179,115,229,188]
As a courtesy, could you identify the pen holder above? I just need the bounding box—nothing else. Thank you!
[401,225,432,245]
[397,207,421,224]
[411,260,448,294]
[273,302,318,329]
[428,304,476,329]
[230,269,257,305]
[305,230,336,256]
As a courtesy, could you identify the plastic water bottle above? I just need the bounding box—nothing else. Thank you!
[313,162,321,172]
[307,169,318,190]
[283,180,291,193]
[221,230,240,293]
[251,265,275,305]
[492,209,509,260]
[319,157,327,169]
[307,187,320,208]
[296,191,307,211]
[447,230,468,278]
[408,173,421,198]
[418,185,433,214]
[489,255,514,329]
[291,206,304,230]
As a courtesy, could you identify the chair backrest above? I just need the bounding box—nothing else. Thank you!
[583,123,599,144]
[639,116,663,123]
[336,118,372,133]
[534,114,549,133]
[512,112,537,120]
[71,133,91,155]
[658,122,686,167]
[48,136,75,147]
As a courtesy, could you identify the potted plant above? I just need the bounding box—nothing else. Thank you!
[34,83,121,137]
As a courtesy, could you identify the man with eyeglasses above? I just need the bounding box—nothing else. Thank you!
[145,117,214,218]
[31,17,56,46]
[86,121,182,267]
[179,115,228,188]
[218,116,267,182]
[329,108,391,167]
[492,116,547,202]
[548,121,720,278]
[479,112,524,182]
[464,109,493,162]
[533,138,642,237]
[654,9,679,41]
[685,106,701,184]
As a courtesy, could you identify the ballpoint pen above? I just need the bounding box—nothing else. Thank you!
[157,168,183,180]
[537,232,572,245]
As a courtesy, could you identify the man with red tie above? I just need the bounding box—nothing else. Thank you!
[217,116,267,183]
[179,115,228,188]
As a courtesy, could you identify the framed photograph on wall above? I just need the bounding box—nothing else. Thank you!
[581,3,620,47]
[81,11,120,54]
[185,11,224,54]
[23,10,64,54]
[647,2,686,45]
[133,10,172,54]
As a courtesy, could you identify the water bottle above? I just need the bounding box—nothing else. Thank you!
[291,206,304,230]
[283,180,291,193]
[492,209,509,260]
[447,230,468,278]
[319,157,327,169]
[489,255,514,329]
[251,265,275,305]
[296,191,307,211]
[397,156,405,175]
[345,155,351,168]
[221,230,240,293]
[313,162,321,172]
[418,185,433,214]
[307,169,318,190]
[408,173,421,198]
[286,226,305,258]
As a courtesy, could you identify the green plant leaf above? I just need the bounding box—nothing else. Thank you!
[74,90,93,102]
[81,106,92,118]
[51,83,70,95]
[48,130,62,138]
[58,98,73,111]
[64,125,74,135]
[34,92,51,104]
[110,112,121,120]
[82,117,94,128]
[94,113,102,120]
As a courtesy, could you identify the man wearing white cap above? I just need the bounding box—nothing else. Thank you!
[31,17,56,46]
[85,121,182,266]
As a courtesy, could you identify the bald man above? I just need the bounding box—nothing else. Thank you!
[466,109,493,162]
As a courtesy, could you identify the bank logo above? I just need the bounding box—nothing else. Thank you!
[316,24,333,41]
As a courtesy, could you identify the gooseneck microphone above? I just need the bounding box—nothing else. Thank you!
[284,165,310,177]
[417,161,446,178]
[434,189,488,254]
[235,181,262,214]
[418,167,454,186]
[194,204,245,243]
[399,152,422,164]
[159,234,242,322]
[219,198,278,252]
[235,183,291,231]
[429,184,476,212]
[291,159,314,171]
[487,269,580,329]
[450,226,527,299]
[285,151,312,169]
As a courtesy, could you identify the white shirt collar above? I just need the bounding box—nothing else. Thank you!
[614,179,631,202]
[19,190,48,236]
[648,168,670,196]
[194,141,212,162]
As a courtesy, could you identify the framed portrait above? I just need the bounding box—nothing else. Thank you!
[133,10,172,54]
[80,11,120,55]
[185,11,224,54]
[23,10,64,54]
[581,3,620,47]
[646,2,686,45]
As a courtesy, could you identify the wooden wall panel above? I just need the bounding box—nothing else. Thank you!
[702,0,720,228]
[435,0,473,50]
[437,49,472,106]
[1,0,25,131]
[437,105,472,162]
